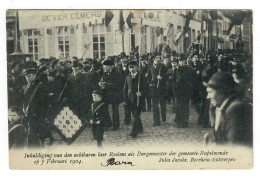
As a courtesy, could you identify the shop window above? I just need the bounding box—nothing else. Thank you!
[92,25,106,59]
[27,29,39,61]
[58,27,70,59]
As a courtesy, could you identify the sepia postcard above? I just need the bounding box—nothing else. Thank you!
[6,9,253,170]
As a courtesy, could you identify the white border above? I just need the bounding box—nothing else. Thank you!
[1,0,260,179]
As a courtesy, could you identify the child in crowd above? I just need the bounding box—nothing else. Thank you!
[8,106,27,150]
[90,90,112,147]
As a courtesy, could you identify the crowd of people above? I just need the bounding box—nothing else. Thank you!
[7,47,253,149]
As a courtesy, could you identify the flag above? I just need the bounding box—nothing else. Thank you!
[105,10,114,27]
[119,10,125,32]
[174,10,197,44]
[126,12,133,28]
[209,10,219,21]
[225,10,249,34]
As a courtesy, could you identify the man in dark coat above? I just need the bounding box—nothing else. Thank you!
[117,52,131,124]
[174,58,193,128]
[147,55,168,125]
[21,61,49,148]
[123,61,145,138]
[62,60,93,121]
[99,58,121,131]
[167,59,178,113]
[8,61,26,108]
[140,54,151,112]
[204,72,252,146]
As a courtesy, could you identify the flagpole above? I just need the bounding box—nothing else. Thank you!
[122,31,125,52]
[137,17,143,107]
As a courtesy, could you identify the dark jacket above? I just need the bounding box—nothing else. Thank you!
[214,96,253,146]
[123,72,146,108]
[147,63,168,95]
[100,69,121,104]
[90,101,112,128]
[21,79,48,137]
[175,65,193,97]
[8,122,27,149]
[63,72,93,119]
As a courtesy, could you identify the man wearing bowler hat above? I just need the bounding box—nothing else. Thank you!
[21,61,49,148]
[174,56,193,128]
[99,57,120,131]
[123,61,145,138]
[204,72,252,146]
[147,54,168,125]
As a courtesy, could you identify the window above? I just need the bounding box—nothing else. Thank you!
[27,29,39,61]
[58,26,70,59]
[92,25,106,59]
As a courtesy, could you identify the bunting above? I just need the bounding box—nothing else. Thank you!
[126,11,133,29]
[105,10,114,27]
[119,10,125,32]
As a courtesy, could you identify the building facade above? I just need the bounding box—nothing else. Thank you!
[6,9,252,62]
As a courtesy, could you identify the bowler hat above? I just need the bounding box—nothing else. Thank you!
[203,72,236,93]
[72,60,82,68]
[23,61,37,75]
[102,59,114,65]
[119,52,127,58]
[127,60,138,67]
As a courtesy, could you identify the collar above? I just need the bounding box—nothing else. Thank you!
[218,95,234,111]
[131,72,138,77]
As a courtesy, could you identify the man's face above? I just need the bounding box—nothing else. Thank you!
[92,94,102,103]
[56,61,63,69]
[218,55,223,61]
[206,87,225,107]
[179,60,184,66]
[25,73,37,83]
[120,58,127,66]
[128,65,138,74]
[8,111,20,123]
[154,56,161,65]
[192,55,198,62]
[47,76,55,82]
[163,58,170,65]
[66,61,72,68]
[171,62,178,69]
[141,60,147,66]
[72,67,80,73]
[103,65,113,72]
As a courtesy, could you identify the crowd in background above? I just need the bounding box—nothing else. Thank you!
[7,46,253,149]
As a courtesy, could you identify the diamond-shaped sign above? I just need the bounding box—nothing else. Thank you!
[48,101,88,144]
[53,106,83,139]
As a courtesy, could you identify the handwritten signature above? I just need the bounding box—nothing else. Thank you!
[101,158,135,167]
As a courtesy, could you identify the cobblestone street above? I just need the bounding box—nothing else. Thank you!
[52,103,212,147]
